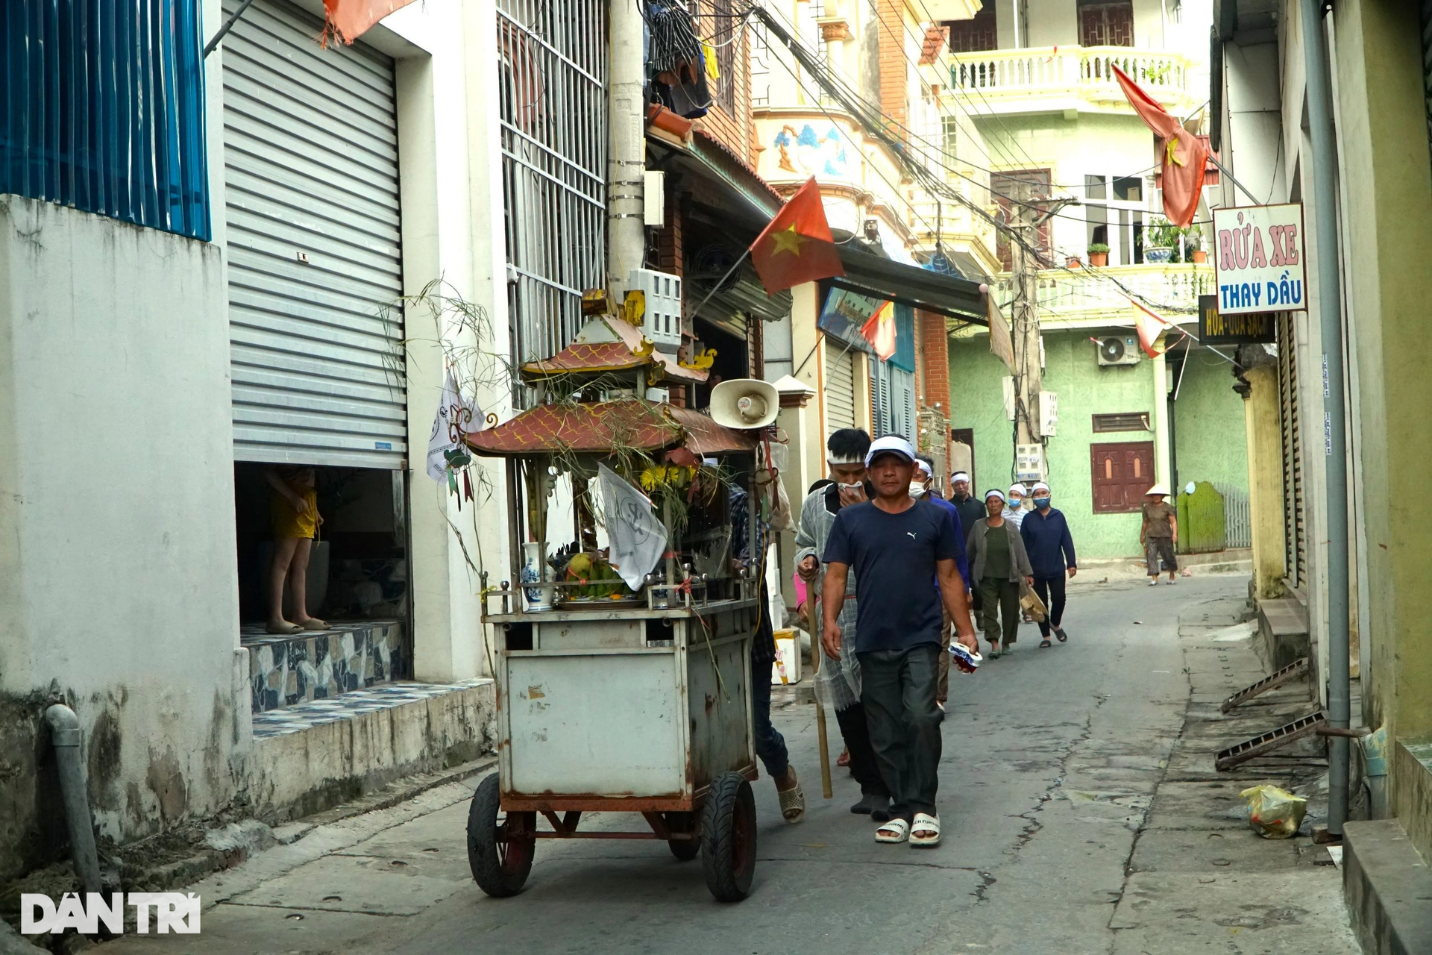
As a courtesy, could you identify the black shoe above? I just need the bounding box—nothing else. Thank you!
[1055,627,1068,643]
[853,793,891,816]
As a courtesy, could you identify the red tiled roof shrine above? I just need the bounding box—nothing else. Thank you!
[466,400,756,458]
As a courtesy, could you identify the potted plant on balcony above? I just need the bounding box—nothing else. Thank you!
[1087,243,1110,267]
[1067,255,1082,269]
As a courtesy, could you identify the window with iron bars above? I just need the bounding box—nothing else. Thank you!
[497,0,608,400]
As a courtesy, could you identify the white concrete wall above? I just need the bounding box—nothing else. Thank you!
[0,199,244,858]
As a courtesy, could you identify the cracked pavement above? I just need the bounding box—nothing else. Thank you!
[105,575,1359,954]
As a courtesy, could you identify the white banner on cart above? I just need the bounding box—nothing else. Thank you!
[598,463,669,590]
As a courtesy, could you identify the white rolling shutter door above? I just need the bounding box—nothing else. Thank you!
[223,0,406,467]
[825,344,858,437]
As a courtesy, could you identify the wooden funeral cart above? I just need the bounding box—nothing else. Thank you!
[462,317,769,902]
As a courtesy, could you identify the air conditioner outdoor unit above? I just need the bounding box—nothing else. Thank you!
[1096,336,1141,366]
[628,268,682,348]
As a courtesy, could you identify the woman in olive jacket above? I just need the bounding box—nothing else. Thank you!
[965,489,1034,658]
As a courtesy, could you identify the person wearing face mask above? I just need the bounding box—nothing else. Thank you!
[1019,481,1078,648]
[1004,483,1028,531]
[795,429,891,818]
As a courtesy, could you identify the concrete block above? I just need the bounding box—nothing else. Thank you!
[1343,819,1432,955]
[248,682,496,824]
[1111,869,1359,952]
[1258,597,1311,670]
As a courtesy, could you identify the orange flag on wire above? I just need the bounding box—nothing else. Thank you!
[749,177,846,295]
[861,300,897,361]
[1128,296,1171,357]
[1111,65,1208,228]
[322,0,419,44]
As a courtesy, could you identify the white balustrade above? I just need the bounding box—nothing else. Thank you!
[994,265,1213,321]
[950,46,1189,101]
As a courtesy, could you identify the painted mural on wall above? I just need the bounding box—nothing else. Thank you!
[774,124,848,177]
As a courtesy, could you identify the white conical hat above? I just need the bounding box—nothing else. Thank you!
[1146,483,1171,497]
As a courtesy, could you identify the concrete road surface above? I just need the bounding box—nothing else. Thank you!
[104,576,1360,955]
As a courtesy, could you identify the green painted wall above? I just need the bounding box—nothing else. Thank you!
[949,328,1158,559]
[1171,350,1249,498]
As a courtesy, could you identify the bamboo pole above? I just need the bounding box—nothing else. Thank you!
[809,575,833,800]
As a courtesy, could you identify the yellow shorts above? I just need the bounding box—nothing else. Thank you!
[271,487,318,540]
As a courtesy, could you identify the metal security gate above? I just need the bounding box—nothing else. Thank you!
[499,0,608,371]
[1277,315,1306,588]
[223,0,406,467]
[825,343,858,438]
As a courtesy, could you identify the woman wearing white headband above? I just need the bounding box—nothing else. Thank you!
[963,489,1034,659]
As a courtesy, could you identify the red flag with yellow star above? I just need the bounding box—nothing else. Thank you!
[749,177,845,295]
[1111,65,1207,228]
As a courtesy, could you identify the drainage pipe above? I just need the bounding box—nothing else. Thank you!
[1297,0,1351,837]
[44,704,103,894]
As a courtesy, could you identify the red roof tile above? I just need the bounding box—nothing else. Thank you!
[466,400,756,457]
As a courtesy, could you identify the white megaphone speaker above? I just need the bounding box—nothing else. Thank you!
[710,378,779,430]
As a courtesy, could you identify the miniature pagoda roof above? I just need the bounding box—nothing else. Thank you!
[465,399,755,458]
[519,316,708,385]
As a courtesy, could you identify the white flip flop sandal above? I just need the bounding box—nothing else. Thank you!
[911,812,941,847]
[875,818,910,844]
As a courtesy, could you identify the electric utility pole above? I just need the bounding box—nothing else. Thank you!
[1008,188,1075,478]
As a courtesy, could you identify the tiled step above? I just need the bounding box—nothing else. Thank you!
[250,679,488,739]
[241,619,407,714]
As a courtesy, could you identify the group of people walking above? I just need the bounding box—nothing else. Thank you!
[788,427,1078,848]
[780,427,1185,848]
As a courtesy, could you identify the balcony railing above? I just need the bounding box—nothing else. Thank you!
[994,263,1213,322]
[949,46,1191,109]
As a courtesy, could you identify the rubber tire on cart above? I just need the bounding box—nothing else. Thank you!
[666,811,699,861]
[466,773,535,897]
[700,771,757,901]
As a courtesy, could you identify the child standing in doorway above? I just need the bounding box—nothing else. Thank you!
[265,466,329,633]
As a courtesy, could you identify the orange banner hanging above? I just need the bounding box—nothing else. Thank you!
[322,0,419,44]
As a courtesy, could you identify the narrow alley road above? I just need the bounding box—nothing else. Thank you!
[109,576,1359,955]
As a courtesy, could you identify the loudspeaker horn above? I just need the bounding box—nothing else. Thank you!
[710,378,779,430]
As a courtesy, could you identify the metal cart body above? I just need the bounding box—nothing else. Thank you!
[491,601,758,814]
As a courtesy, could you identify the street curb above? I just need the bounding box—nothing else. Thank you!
[121,756,497,893]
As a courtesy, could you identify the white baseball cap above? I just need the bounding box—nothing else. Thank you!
[864,435,917,468]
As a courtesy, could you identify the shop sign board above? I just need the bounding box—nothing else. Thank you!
[818,288,882,352]
[1211,203,1306,315]
[1198,295,1276,344]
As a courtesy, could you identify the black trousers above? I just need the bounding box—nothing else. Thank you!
[860,645,942,819]
[834,702,889,797]
[1032,574,1067,637]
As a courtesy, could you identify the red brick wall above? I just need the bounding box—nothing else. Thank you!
[876,0,909,135]
[917,309,950,413]
[693,0,753,163]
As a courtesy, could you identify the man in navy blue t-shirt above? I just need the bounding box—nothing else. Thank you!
[821,436,978,848]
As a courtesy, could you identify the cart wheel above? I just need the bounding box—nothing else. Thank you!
[700,771,756,901]
[466,773,535,897]
[665,811,699,862]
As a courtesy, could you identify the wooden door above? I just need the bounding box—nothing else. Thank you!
[950,427,975,488]
[1090,441,1154,513]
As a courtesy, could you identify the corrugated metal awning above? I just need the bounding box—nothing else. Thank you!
[832,247,988,324]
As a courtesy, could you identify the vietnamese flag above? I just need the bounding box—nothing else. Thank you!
[861,300,896,361]
[750,177,845,295]
[322,0,419,44]
[1127,296,1172,357]
[1111,65,1208,228]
